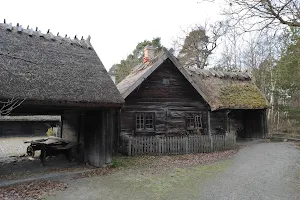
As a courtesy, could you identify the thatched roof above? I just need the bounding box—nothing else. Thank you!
[185,68,269,110]
[0,22,124,107]
[117,51,168,98]
[117,49,268,111]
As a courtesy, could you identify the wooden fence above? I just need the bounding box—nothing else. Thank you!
[127,134,236,156]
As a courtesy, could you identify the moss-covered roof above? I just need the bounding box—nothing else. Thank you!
[185,68,269,111]
[219,84,269,109]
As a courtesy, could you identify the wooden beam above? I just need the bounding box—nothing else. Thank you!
[116,109,121,152]
[105,110,113,164]
[262,110,268,138]
[226,110,230,134]
[265,110,269,138]
[60,116,64,138]
[208,110,213,151]
[208,111,211,136]
[99,111,106,167]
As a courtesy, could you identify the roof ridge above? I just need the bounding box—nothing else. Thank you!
[130,50,165,74]
[0,20,93,50]
[186,67,252,80]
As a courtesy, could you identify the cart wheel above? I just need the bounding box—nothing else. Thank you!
[27,145,35,157]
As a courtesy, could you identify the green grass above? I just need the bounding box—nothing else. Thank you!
[111,155,156,168]
[119,159,232,199]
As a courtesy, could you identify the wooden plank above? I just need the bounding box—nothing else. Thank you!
[163,137,166,154]
[128,137,132,156]
[149,136,152,154]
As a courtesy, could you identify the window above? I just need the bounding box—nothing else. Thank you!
[187,116,195,129]
[186,114,202,130]
[194,115,202,128]
[145,114,154,129]
[163,78,170,85]
[136,113,155,131]
[136,113,144,130]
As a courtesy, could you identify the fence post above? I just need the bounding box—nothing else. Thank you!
[233,133,236,149]
[207,111,213,152]
[128,137,132,156]
[185,136,188,154]
[156,136,161,156]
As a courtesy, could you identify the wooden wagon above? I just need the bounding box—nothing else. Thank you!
[24,137,77,165]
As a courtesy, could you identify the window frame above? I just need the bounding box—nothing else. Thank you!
[135,112,155,132]
[186,113,203,131]
[162,78,170,85]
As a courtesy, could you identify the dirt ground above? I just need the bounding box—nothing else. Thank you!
[0,155,93,182]
[0,136,95,183]
[1,141,300,200]
[0,136,45,157]
[49,142,300,200]
[0,148,236,199]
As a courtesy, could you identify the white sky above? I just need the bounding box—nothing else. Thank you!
[1,0,221,70]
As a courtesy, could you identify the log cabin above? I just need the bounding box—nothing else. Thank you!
[0,21,124,167]
[117,47,269,145]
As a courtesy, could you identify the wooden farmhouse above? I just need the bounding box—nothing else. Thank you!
[117,47,269,143]
[0,21,124,167]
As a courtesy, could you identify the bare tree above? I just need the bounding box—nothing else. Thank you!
[215,23,244,70]
[0,98,25,116]
[174,21,227,69]
[202,0,300,32]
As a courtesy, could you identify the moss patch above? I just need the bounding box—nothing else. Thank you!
[219,84,268,109]
[112,156,157,168]
[121,160,232,200]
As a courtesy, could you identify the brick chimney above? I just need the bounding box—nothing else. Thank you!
[143,46,155,63]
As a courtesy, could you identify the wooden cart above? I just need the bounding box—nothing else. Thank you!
[24,137,77,165]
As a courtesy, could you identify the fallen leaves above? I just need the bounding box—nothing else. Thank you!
[0,180,68,200]
[151,149,237,168]
[113,149,237,175]
[74,166,116,179]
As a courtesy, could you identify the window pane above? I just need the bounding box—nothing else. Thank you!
[194,115,202,128]
[136,114,145,130]
[140,114,144,129]
[145,113,154,129]
[187,116,194,128]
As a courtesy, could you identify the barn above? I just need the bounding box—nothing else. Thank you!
[117,47,269,144]
[0,21,124,167]
[0,115,60,137]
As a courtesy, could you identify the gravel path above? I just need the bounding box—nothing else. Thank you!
[48,142,300,200]
[201,142,300,200]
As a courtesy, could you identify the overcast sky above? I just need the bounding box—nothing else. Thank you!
[1,0,221,70]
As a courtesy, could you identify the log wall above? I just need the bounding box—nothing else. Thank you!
[121,59,210,136]
[62,110,117,167]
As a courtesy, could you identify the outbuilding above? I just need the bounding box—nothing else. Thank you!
[0,21,124,167]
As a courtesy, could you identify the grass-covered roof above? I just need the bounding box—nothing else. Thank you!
[185,68,269,110]
[219,84,269,109]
